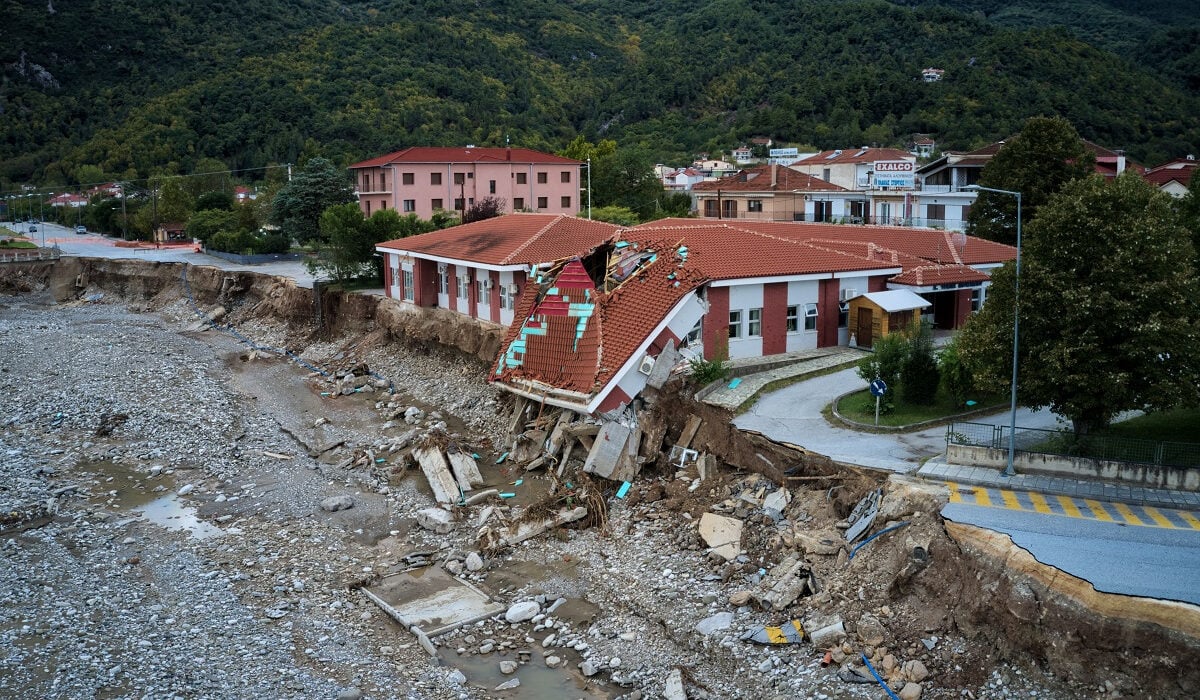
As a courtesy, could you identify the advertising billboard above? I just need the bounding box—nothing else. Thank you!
[873,160,915,189]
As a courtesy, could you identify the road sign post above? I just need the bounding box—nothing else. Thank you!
[869,378,887,426]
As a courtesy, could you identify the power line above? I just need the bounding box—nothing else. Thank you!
[0,164,291,198]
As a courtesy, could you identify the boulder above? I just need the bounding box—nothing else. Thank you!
[856,613,887,646]
[415,507,455,534]
[698,513,743,561]
[320,495,354,512]
[899,682,922,700]
[505,601,540,623]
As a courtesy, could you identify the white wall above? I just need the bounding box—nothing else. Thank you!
[610,293,708,407]
[785,280,819,352]
[726,284,764,359]
[837,275,869,345]
[499,270,516,326]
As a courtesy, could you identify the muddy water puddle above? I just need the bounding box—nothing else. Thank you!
[83,459,232,539]
[449,651,616,699]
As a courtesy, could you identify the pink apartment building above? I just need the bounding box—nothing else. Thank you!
[348,146,584,221]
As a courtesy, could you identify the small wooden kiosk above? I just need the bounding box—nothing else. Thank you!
[848,290,932,348]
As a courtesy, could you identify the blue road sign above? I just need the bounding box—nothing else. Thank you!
[869,379,887,397]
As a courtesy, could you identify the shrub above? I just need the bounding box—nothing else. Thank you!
[901,321,940,405]
[688,355,730,386]
[938,336,974,408]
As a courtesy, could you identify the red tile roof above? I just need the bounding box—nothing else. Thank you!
[495,242,706,395]
[691,164,846,193]
[624,221,899,280]
[889,264,989,286]
[1143,163,1197,187]
[350,146,580,169]
[797,148,913,165]
[377,214,621,267]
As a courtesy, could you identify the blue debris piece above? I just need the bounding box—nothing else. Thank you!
[728,378,742,389]
[496,452,509,464]
[616,481,632,499]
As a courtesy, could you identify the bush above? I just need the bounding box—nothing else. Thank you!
[901,321,939,405]
[688,355,730,386]
[208,229,289,255]
[938,336,974,408]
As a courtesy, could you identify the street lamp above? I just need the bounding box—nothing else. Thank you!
[964,184,1022,477]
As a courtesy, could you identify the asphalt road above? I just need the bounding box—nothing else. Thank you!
[942,500,1200,605]
[733,367,1065,472]
[3,220,320,288]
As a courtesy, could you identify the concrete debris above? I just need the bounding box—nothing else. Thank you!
[494,678,520,691]
[446,447,484,491]
[478,506,588,551]
[677,414,702,449]
[740,619,805,645]
[762,486,791,516]
[645,341,680,390]
[790,530,845,556]
[805,615,847,648]
[695,611,734,636]
[856,613,887,646]
[842,488,882,543]
[413,446,460,505]
[583,421,631,480]
[415,507,455,534]
[662,668,687,700]
[697,512,743,561]
[505,600,540,623]
[754,554,817,611]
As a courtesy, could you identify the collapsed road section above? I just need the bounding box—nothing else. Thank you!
[1,258,1198,699]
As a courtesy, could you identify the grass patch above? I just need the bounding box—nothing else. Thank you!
[1100,408,1200,443]
[1024,408,1200,468]
[0,239,38,249]
[838,385,1005,428]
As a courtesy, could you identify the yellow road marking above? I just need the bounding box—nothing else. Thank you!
[947,482,963,504]
[1056,495,1083,518]
[1178,511,1200,530]
[1083,499,1116,522]
[1000,490,1022,511]
[1141,506,1176,529]
[1113,502,1145,526]
[766,627,787,644]
[972,486,992,507]
[1028,492,1053,515]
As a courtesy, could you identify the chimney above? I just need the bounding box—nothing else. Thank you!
[1115,149,1126,175]
[771,164,777,187]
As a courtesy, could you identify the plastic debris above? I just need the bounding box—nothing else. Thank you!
[616,481,631,499]
[495,452,509,464]
[849,521,910,560]
[740,619,805,645]
[728,378,742,389]
[472,452,481,459]
[499,492,516,499]
[512,479,523,486]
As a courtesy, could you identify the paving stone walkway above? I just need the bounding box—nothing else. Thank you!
[701,347,869,412]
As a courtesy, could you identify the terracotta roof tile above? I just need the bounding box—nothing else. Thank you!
[692,164,846,192]
[350,146,580,169]
[797,148,913,165]
[377,214,620,267]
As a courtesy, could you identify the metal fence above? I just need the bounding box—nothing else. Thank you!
[0,247,60,263]
[946,421,1200,469]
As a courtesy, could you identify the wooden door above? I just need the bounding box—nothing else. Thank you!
[857,307,873,348]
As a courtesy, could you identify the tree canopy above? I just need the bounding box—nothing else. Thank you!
[271,158,356,244]
[959,172,1200,435]
[966,116,1093,245]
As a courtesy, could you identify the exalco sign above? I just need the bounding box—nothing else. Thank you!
[872,160,915,189]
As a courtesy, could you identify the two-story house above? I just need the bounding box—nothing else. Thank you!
[790,147,917,225]
[349,146,583,221]
[690,164,856,222]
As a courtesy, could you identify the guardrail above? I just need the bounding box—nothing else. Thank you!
[947,421,1200,469]
[0,247,61,263]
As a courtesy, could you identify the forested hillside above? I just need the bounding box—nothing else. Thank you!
[2,0,1197,187]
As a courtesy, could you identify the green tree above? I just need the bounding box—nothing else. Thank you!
[75,164,105,187]
[900,321,940,405]
[589,205,640,226]
[960,173,1200,435]
[463,196,505,224]
[857,331,907,409]
[306,203,372,284]
[1176,169,1200,265]
[186,209,239,243]
[196,191,234,212]
[966,116,1094,246]
[271,157,355,244]
[937,336,974,409]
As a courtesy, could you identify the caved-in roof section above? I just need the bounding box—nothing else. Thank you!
[625,221,900,280]
[494,240,707,396]
[376,214,621,267]
[350,146,581,169]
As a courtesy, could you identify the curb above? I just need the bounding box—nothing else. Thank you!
[830,389,1006,433]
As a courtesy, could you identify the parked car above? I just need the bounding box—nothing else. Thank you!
[29,225,37,233]
[75,225,87,234]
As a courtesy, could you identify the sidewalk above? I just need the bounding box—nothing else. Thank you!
[702,347,868,411]
[916,455,1200,511]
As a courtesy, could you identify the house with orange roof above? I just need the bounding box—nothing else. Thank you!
[1144,155,1197,198]
[374,213,620,327]
[690,164,859,223]
[349,145,583,221]
[789,147,917,226]
[47,193,87,208]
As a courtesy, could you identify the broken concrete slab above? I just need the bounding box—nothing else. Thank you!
[645,341,679,390]
[739,619,805,645]
[447,448,484,492]
[698,512,743,561]
[583,421,631,480]
[360,567,504,638]
[413,446,460,505]
[754,554,817,611]
[677,415,702,449]
[320,495,355,512]
[610,420,644,483]
[478,506,588,551]
[843,488,882,543]
[663,668,686,700]
[415,507,455,534]
[762,487,791,516]
[696,611,734,636]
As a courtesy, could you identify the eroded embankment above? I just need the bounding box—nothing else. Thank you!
[0,257,505,362]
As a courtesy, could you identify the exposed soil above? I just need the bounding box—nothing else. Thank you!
[1,258,1197,700]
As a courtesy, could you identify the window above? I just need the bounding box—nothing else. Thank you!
[489,180,496,194]
[804,303,818,331]
[561,196,571,208]
[786,305,799,332]
[728,310,742,339]
[431,173,442,186]
[704,200,719,217]
[476,279,487,304]
[380,201,386,210]
[500,282,515,310]
[454,173,465,185]
[849,200,867,222]
[456,274,469,299]
[403,199,415,212]
[814,201,832,222]
[513,197,525,210]
[402,172,414,186]
[971,288,982,312]
[927,204,945,225]
[537,172,548,184]
[454,198,465,210]
[431,198,443,210]
[838,302,849,328]
[361,173,369,191]
[438,268,449,295]
[747,200,763,212]
[516,172,527,185]
[365,200,371,215]
[380,172,387,190]
[561,171,571,183]
[402,269,414,301]
[537,196,548,209]
[748,308,762,337]
[822,168,831,182]
[721,199,737,218]
[390,266,399,287]
[683,321,702,347]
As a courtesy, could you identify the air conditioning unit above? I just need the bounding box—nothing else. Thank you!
[840,288,859,302]
[637,355,656,376]
[507,283,519,295]
[484,279,494,290]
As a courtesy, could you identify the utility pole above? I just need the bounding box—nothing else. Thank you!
[586,157,592,220]
[287,163,293,182]
[120,184,128,240]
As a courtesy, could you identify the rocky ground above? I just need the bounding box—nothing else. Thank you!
[0,289,1114,699]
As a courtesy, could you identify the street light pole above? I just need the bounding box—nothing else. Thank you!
[965,184,1022,477]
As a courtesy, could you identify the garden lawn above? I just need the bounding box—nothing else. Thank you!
[838,386,1005,428]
